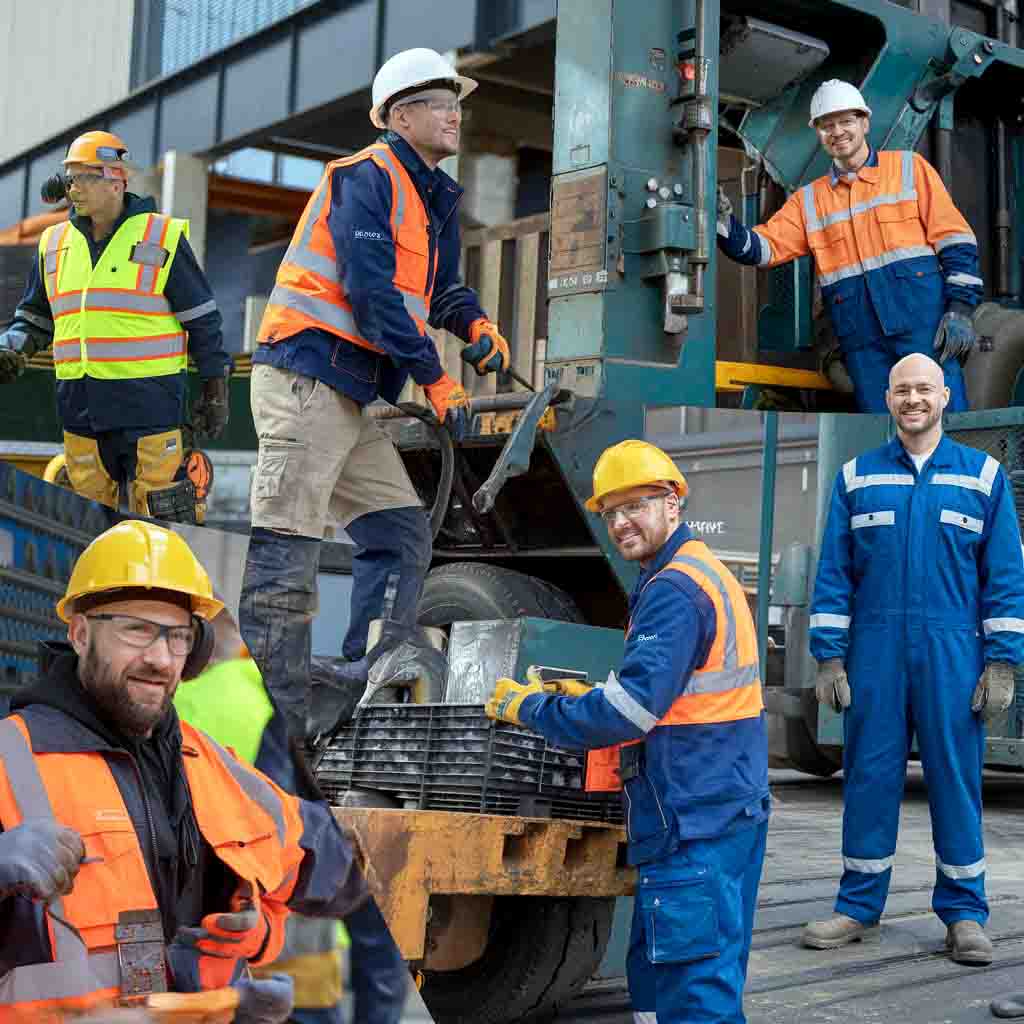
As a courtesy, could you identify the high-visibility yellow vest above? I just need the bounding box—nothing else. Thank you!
[38,213,189,381]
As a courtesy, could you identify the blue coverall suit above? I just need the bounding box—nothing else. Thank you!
[718,149,982,412]
[516,524,771,1024]
[2,193,230,468]
[175,656,409,1024]
[241,131,486,734]
[810,434,1024,926]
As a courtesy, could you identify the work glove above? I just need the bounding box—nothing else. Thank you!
[0,819,85,901]
[716,186,733,238]
[526,665,594,699]
[971,662,1017,722]
[191,371,231,440]
[168,882,270,990]
[0,349,28,385]
[814,658,851,713]
[461,318,511,376]
[932,302,977,365]
[484,676,545,726]
[233,975,294,1024]
[423,373,472,442]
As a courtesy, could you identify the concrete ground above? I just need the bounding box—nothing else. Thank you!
[554,766,1024,1023]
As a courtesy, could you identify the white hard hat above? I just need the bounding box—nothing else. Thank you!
[808,80,872,128]
[370,48,478,129]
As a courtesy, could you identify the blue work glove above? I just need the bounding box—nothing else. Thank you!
[423,373,472,442]
[932,302,977,365]
[233,975,294,1024]
[0,819,85,901]
[461,318,511,376]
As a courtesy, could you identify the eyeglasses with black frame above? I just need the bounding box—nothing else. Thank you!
[86,613,196,657]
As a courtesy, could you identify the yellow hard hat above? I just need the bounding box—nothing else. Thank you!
[63,130,131,179]
[585,440,688,512]
[57,520,224,623]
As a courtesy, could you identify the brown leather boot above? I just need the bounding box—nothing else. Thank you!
[802,913,877,949]
[946,920,994,965]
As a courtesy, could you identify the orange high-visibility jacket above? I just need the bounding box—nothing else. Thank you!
[586,538,765,793]
[748,150,979,341]
[258,142,437,353]
[0,714,305,1017]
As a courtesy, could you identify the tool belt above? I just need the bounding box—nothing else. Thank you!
[115,909,168,1003]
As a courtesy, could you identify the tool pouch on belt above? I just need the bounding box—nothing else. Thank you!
[585,738,643,793]
[116,909,169,1003]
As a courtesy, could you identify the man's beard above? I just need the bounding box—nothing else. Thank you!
[81,643,172,737]
[898,404,941,435]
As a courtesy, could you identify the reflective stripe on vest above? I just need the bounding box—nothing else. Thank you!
[0,719,122,1009]
[0,716,305,1011]
[802,152,939,288]
[39,213,188,381]
[584,540,762,793]
[258,142,436,353]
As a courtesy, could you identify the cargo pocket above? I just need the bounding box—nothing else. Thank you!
[824,278,863,340]
[252,438,304,502]
[638,866,722,964]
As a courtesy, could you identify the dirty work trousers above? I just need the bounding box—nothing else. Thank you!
[240,364,431,739]
[627,820,768,1023]
[836,621,988,927]
[63,426,185,515]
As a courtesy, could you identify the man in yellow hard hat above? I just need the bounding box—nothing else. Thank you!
[485,440,770,1023]
[0,130,233,523]
[0,519,367,1017]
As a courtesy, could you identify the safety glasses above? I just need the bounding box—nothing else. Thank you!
[86,613,195,657]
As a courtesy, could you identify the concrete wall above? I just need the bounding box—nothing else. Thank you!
[0,1,134,162]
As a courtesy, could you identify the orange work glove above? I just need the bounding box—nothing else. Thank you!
[461,318,511,376]
[423,373,472,442]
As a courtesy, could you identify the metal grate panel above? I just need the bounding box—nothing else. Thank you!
[315,704,623,824]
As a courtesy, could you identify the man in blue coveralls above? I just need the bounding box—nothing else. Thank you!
[806,352,1024,963]
[485,440,770,1024]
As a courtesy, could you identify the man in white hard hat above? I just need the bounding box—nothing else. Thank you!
[717,79,982,413]
[240,48,512,740]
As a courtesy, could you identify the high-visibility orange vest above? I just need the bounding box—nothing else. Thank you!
[0,715,305,1018]
[258,142,437,354]
[585,539,764,792]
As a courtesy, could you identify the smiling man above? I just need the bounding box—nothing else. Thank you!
[806,353,1024,963]
[485,440,770,1023]
[717,80,982,413]
[241,47,512,741]
[0,520,368,1017]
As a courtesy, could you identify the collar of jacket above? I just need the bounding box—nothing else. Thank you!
[10,642,183,758]
[630,521,697,605]
[888,431,955,471]
[70,191,158,240]
[829,146,880,188]
[381,131,464,212]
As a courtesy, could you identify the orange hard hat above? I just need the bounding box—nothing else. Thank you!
[63,131,131,179]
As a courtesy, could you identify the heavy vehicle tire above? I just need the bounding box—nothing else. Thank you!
[418,563,584,628]
[420,895,614,1024]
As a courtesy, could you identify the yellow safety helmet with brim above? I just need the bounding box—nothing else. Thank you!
[57,519,223,623]
[585,439,689,512]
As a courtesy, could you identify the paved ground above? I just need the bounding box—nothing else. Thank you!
[554,767,1024,1023]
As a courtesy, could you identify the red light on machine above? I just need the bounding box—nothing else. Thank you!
[678,61,696,81]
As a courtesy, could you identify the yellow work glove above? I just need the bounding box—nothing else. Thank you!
[484,677,544,726]
[423,373,472,442]
[462,318,511,376]
[526,665,595,699]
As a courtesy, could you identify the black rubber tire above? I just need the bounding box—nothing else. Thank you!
[420,895,615,1024]
[785,690,841,777]
[418,563,583,629]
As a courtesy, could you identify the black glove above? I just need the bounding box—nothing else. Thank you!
[0,349,27,385]
[0,819,85,901]
[191,373,230,440]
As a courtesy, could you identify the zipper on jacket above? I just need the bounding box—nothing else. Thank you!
[112,751,162,892]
